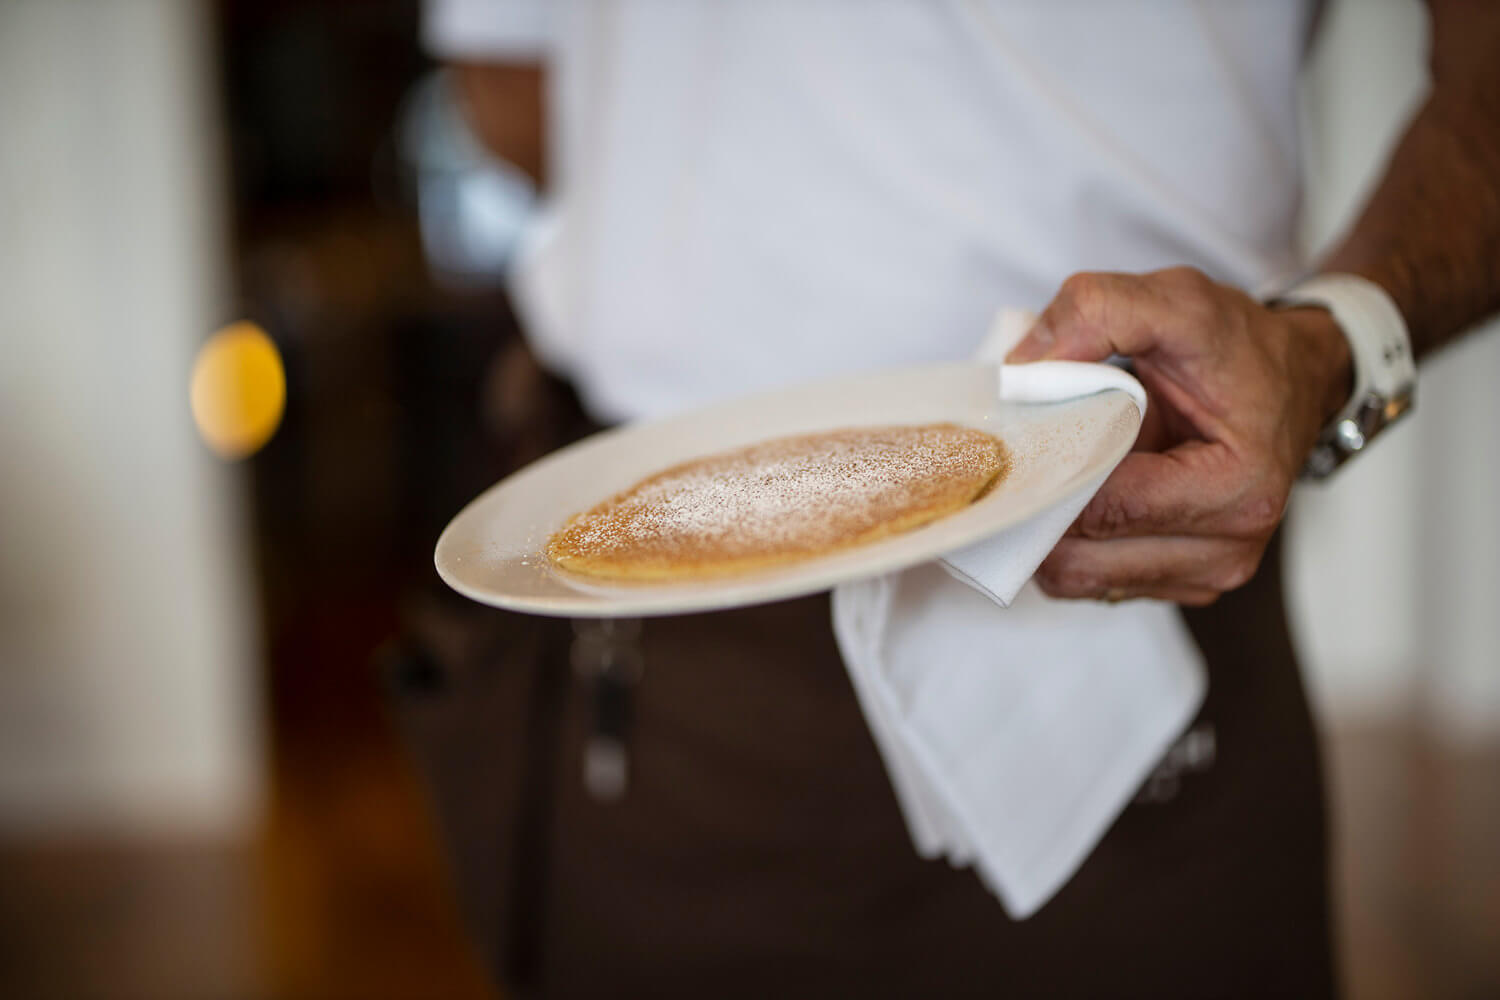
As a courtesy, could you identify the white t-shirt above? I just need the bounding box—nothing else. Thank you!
[426,0,1314,422]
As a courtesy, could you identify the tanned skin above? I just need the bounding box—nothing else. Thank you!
[1010,0,1500,604]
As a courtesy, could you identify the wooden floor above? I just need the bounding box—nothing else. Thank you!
[2,721,1495,999]
[0,736,497,1000]
[0,590,499,1000]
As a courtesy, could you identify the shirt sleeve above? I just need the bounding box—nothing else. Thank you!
[422,0,551,61]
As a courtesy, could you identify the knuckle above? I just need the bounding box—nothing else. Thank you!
[1078,490,1148,539]
[1155,267,1225,333]
[1059,272,1108,319]
[1230,488,1285,537]
[1157,266,1209,293]
[1189,267,1220,298]
[1059,271,1097,300]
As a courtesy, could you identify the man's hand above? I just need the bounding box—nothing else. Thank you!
[1007,267,1353,606]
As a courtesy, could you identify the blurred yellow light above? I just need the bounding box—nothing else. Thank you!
[190,321,285,459]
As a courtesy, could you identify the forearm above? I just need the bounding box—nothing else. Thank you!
[1007,5,1500,604]
[1320,2,1500,360]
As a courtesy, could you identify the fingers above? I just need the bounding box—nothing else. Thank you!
[1007,267,1223,364]
[1008,265,1288,606]
[1065,445,1287,542]
[1035,535,1262,602]
[1068,448,1223,539]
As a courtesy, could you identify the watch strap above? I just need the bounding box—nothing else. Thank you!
[1269,273,1416,478]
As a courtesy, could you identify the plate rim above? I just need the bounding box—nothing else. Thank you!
[435,362,1139,617]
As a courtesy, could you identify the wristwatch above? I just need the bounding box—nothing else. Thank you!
[1268,273,1417,479]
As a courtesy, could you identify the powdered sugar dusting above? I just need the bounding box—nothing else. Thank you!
[547,424,1008,579]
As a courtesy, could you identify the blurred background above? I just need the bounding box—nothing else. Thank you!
[0,1,1495,998]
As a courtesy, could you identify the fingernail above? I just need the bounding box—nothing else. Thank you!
[1006,321,1054,363]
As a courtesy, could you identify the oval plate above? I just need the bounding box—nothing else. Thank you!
[435,361,1139,617]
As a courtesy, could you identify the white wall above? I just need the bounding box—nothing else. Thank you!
[0,1,263,835]
[1289,0,1500,742]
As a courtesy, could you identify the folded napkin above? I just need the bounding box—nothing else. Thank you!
[831,310,1206,918]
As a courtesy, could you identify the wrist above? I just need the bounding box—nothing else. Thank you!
[1267,273,1416,478]
[1278,305,1355,429]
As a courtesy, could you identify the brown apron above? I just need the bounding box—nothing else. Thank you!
[393,397,1336,998]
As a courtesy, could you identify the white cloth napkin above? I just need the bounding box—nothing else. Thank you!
[831,309,1207,918]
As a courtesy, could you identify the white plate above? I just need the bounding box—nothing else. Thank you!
[435,361,1140,617]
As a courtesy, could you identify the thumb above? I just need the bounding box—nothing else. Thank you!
[1006,271,1174,364]
[1004,314,1060,364]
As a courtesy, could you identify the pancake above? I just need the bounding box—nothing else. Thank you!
[546,423,1009,582]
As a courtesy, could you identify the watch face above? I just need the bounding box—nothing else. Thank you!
[1336,417,1367,453]
[1303,388,1415,481]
